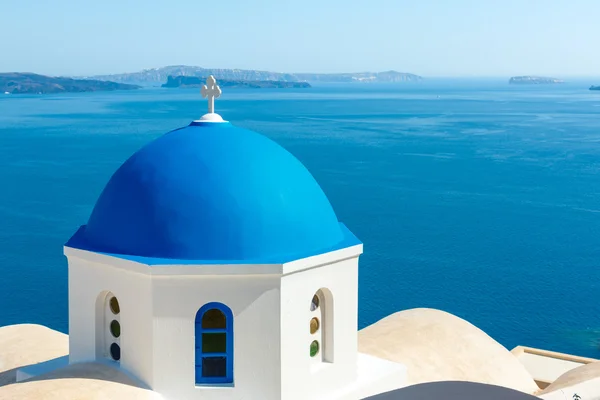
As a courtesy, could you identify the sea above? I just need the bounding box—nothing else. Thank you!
[1,79,599,358]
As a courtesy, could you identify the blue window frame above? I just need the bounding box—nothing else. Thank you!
[195,302,234,385]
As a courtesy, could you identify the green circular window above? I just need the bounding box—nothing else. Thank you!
[310,340,320,357]
[109,297,120,314]
[110,343,121,361]
[110,320,121,338]
[310,317,320,334]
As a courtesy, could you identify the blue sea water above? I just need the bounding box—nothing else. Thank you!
[1,80,599,358]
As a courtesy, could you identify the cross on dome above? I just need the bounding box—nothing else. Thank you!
[196,76,226,123]
[201,75,222,114]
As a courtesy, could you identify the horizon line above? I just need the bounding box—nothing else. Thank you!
[2,69,600,81]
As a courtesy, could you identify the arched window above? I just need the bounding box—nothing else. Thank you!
[195,303,234,385]
[95,291,121,362]
[309,288,333,364]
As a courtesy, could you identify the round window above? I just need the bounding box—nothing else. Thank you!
[310,294,320,311]
[310,317,320,334]
[110,320,121,338]
[310,340,320,357]
[109,297,120,314]
[110,343,121,361]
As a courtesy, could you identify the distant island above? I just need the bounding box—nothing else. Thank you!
[509,76,564,84]
[162,75,311,89]
[86,65,423,85]
[590,86,600,91]
[1,73,140,94]
[294,70,422,83]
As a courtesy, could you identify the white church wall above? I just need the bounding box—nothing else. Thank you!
[66,245,364,400]
[280,255,360,400]
[150,273,282,400]
[66,252,155,387]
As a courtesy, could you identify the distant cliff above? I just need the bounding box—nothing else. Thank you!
[509,76,564,84]
[0,73,140,94]
[590,86,600,91]
[88,65,423,84]
[162,75,311,89]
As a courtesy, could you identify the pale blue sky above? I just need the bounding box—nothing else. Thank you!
[1,0,599,77]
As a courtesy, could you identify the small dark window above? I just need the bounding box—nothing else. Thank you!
[109,297,120,314]
[310,340,319,357]
[110,320,121,338]
[202,309,226,329]
[310,317,320,335]
[310,294,320,311]
[202,333,227,353]
[110,343,121,361]
[202,357,227,377]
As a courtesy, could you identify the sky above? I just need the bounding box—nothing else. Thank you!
[1,0,600,77]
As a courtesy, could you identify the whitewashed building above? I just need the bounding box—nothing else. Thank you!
[59,76,407,400]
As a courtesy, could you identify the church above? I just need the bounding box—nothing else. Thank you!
[59,75,406,400]
[0,77,598,400]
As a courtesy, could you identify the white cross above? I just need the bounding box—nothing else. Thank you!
[200,75,222,114]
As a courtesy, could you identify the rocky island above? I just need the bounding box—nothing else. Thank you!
[590,86,600,91]
[509,76,564,84]
[0,73,140,94]
[162,75,311,89]
[89,65,423,85]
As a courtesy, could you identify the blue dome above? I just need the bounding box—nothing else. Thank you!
[67,121,358,264]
